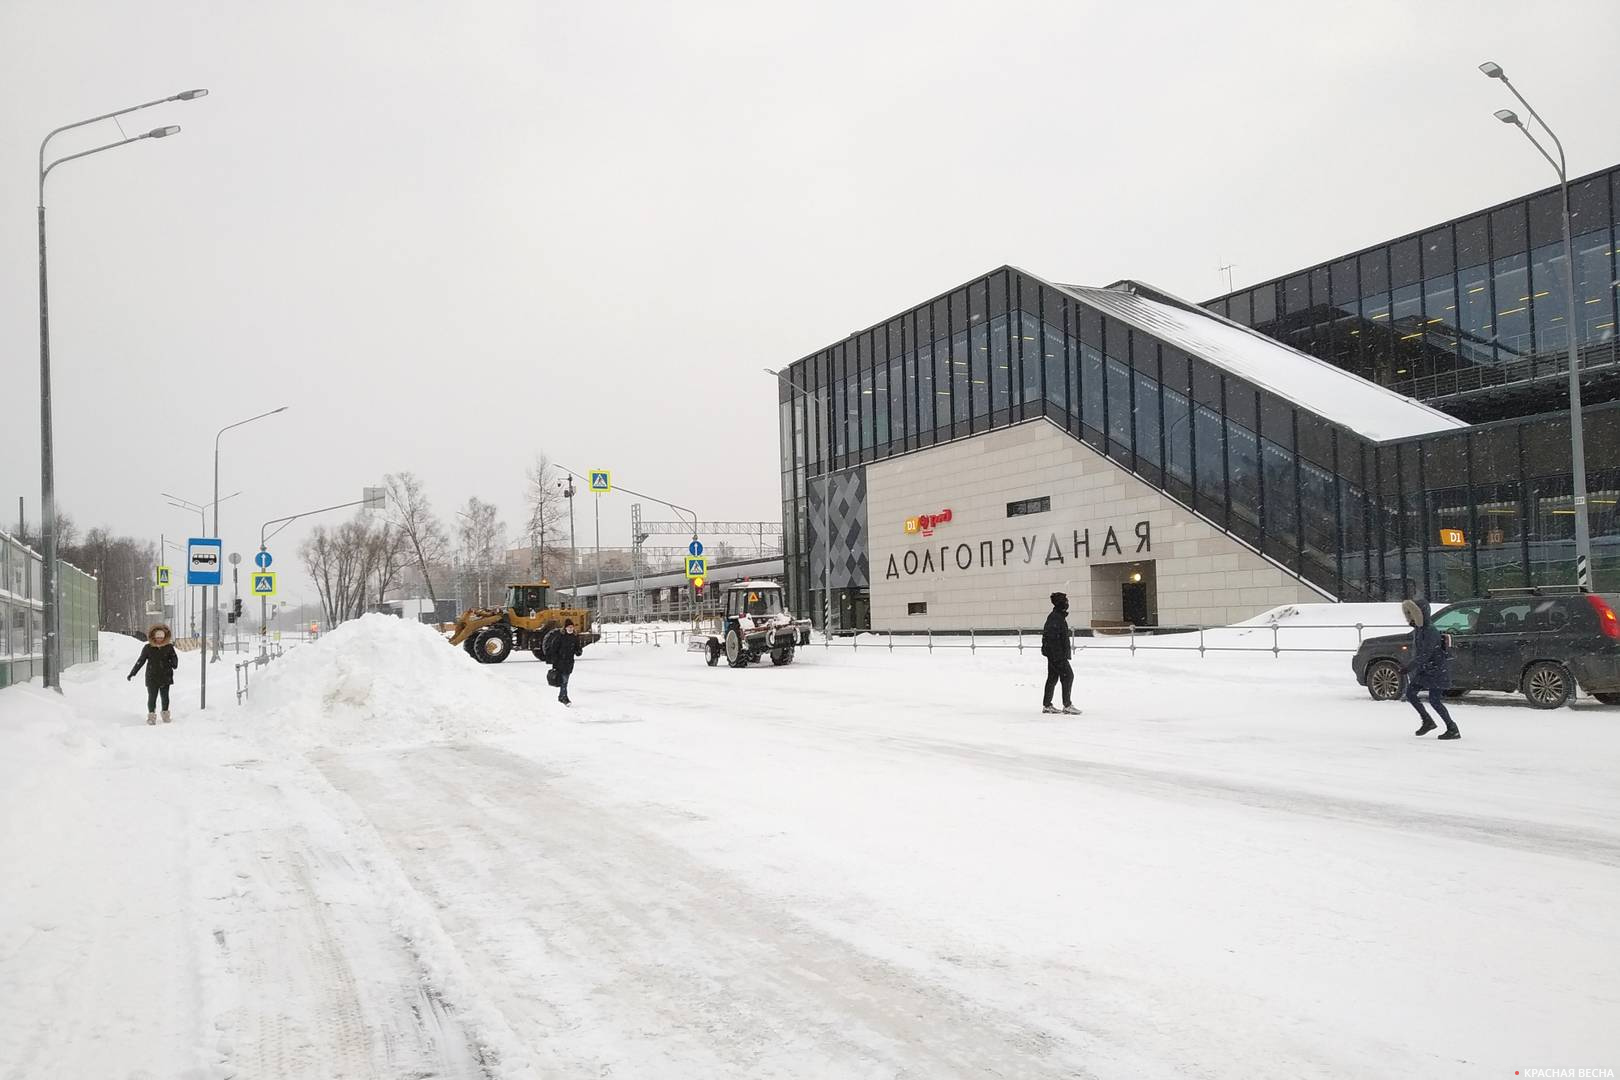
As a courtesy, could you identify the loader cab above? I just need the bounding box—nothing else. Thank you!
[506,582,551,616]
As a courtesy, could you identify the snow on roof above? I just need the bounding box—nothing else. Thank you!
[1050,280,1466,442]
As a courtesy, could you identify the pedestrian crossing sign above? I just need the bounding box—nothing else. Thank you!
[156,565,171,587]
[685,555,707,578]
[251,572,277,597]
[589,469,612,494]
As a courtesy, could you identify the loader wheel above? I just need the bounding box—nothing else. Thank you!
[539,628,561,660]
[532,649,546,661]
[725,628,750,668]
[770,644,795,666]
[476,629,512,665]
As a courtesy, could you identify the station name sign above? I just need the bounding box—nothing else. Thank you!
[885,520,1151,579]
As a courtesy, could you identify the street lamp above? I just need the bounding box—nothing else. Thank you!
[765,367,831,633]
[210,408,288,671]
[36,88,209,690]
[1480,61,1593,591]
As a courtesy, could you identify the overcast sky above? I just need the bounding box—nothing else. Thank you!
[4,0,1619,608]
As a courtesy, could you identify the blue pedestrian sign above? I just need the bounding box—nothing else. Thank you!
[685,555,707,579]
[588,469,612,494]
[254,550,273,570]
[187,537,223,586]
[688,539,704,557]
[251,572,278,598]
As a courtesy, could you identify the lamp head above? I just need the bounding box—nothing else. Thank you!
[1494,108,1520,125]
[148,125,181,139]
[1479,61,1504,79]
[175,88,209,100]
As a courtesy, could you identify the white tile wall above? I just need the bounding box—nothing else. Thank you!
[866,420,1327,629]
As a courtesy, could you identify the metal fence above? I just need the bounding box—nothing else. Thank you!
[596,622,1410,658]
[0,529,99,689]
[233,641,288,704]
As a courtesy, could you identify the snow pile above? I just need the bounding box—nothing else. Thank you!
[246,614,539,748]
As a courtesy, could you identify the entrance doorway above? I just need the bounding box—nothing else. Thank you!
[1122,580,1150,625]
[1088,560,1158,628]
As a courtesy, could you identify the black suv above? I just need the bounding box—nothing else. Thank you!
[1352,592,1620,709]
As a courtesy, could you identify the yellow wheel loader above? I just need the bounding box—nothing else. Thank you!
[447,581,599,664]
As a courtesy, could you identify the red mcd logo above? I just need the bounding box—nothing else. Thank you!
[904,508,953,537]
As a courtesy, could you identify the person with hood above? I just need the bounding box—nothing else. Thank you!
[545,619,583,706]
[1400,598,1460,740]
[1041,591,1080,715]
[127,624,180,725]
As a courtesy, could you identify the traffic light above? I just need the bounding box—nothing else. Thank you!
[693,576,705,601]
[233,598,244,618]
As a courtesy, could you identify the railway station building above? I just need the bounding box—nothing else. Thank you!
[776,165,1620,632]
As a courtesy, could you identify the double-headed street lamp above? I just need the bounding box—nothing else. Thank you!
[1480,61,1593,591]
[37,88,208,690]
[211,408,289,663]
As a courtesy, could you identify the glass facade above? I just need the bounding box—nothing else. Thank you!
[1206,165,1620,423]
[0,531,99,689]
[780,267,1620,624]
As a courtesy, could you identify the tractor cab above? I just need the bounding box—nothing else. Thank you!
[506,582,552,618]
[728,585,785,621]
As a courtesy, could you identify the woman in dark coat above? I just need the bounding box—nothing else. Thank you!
[1400,599,1459,740]
[128,623,180,725]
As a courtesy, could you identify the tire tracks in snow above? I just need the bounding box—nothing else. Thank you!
[315,742,1107,1079]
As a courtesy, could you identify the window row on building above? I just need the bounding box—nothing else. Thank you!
[1205,165,1620,408]
[0,531,100,689]
[780,269,1620,615]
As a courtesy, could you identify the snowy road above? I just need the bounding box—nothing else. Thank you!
[3,616,1618,1078]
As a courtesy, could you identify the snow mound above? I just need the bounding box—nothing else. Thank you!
[246,614,537,748]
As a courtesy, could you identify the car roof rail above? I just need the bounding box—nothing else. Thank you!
[1486,585,1587,597]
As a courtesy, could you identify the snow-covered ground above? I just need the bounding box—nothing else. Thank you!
[2,611,1617,1079]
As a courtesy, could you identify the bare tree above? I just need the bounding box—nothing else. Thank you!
[301,519,375,627]
[456,497,506,608]
[384,471,450,603]
[523,456,565,579]
[369,523,411,607]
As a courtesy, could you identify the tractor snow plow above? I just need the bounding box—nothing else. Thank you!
[448,581,599,664]
[688,580,811,668]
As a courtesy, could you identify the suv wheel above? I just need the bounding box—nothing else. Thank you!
[1522,661,1573,709]
[1366,659,1403,701]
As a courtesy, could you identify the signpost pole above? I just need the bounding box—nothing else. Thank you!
[593,494,602,620]
[232,561,241,657]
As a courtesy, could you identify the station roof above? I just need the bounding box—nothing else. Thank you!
[1047,277,1467,442]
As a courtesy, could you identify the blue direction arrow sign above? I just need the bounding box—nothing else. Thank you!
[254,550,273,570]
[688,539,704,557]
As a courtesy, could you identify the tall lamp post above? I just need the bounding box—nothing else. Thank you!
[37,88,208,690]
[212,407,288,669]
[1480,61,1593,591]
[765,368,831,633]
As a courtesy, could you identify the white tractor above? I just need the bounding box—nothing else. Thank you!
[688,581,812,668]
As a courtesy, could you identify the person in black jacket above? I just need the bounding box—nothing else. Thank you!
[545,619,584,706]
[1400,598,1459,740]
[1041,592,1080,715]
[127,623,180,725]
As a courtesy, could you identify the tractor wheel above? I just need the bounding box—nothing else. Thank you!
[477,629,512,665]
[725,628,749,668]
[770,644,795,666]
[706,640,721,667]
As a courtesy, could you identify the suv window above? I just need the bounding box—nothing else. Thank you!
[1477,601,1532,635]
[1526,599,1573,632]
[1432,604,1481,634]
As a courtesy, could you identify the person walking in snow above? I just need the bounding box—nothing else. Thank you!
[1400,598,1460,741]
[1041,592,1080,715]
[546,619,583,706]
[127,623,180,725]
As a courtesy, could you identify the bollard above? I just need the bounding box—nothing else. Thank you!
[927,628,933,653]
[888,629,894,652]
[1273,623,1280,658]
[970,627,976,653]
[1129,623,1136,656]
[1199,624,1206,657]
